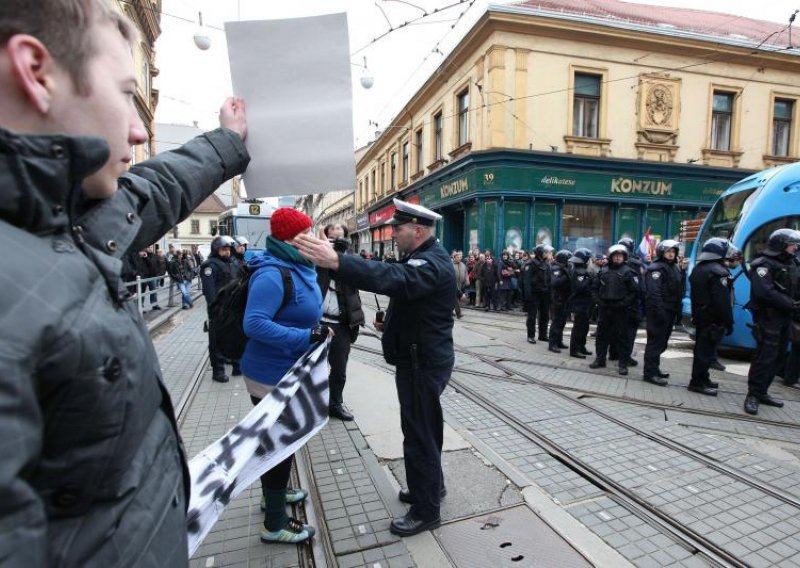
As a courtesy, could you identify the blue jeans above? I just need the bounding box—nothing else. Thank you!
[178,280,193,307]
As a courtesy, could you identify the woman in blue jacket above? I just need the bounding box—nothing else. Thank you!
[240,208,326,544]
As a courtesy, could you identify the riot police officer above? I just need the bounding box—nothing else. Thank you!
[548,250,573,353]
[745,229,800,414]
[231,235,249,277]
[614,237,645,367]
[523,244,553,344]
[201,235,237,382]
[567,248,594,359]
[783,248,800,387]
[642,239,683,386]
[688,238,738,396]
[590,244,640,375]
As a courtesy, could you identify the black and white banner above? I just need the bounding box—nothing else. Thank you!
[186,340,330,556]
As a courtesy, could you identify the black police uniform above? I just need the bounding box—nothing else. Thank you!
[592,262,639,370]
[335,235,455,524]
[747,253,795,399]
[689,260,733,389]
[548,257,572,350]
[643,257,683,380]
[784,254,800,385]
[523,256,551,341]
[568,263,594,357]
[200,253,235,379]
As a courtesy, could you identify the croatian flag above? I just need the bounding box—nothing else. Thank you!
[638,227,652,261]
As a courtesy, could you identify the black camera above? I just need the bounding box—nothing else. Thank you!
[332,238,349,253]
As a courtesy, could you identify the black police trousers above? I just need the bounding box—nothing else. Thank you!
[569,307,591,354]
[395,364,451,521]
[327,322,352,406]
[549,300,569,348]
[690,324,722,388]
[785,342,800,384]
[595,306,630,364]
[527,294,550,340]
[207,316,226,376]
[643,310,676,379]
[748,316,791,396]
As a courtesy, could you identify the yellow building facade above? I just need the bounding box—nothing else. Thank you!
[355,1,799,256]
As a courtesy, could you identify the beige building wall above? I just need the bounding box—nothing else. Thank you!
[356,9,800,214]
[172,212,219,249]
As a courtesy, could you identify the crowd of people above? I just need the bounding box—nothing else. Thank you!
[443,230,800,415]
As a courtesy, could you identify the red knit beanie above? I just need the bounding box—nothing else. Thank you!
[271,208,312,241]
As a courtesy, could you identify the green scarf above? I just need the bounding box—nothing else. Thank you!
[267,235,313,267]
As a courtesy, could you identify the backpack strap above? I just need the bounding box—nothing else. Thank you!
[277,266,294,314]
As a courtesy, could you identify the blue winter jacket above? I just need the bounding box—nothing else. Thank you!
[240,251,323,385]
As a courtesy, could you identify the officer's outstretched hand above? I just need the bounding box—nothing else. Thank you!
[294,233,339,270]
[219,97,247,141]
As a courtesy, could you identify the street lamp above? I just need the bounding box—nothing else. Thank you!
[193,12,211,50]
[356,56,374,89]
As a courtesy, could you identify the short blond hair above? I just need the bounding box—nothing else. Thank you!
[0,0,137,90]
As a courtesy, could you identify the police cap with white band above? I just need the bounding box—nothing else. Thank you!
[386,198,441,226]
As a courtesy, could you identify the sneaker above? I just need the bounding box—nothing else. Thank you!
[260,517,315,544]
[260,488,309,511]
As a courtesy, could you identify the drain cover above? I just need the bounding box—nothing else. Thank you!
[434,506,591,568]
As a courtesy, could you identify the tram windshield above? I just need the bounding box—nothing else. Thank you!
[235,216,270,250]
[696,186,760,245]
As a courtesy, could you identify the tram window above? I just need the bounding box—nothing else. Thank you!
[697,187,760,243]
[235,217,270,250]
[743,216,800,270]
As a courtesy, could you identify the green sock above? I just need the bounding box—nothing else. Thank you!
[263,488,289,531]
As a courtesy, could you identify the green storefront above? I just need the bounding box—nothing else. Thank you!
[396,150,752,257]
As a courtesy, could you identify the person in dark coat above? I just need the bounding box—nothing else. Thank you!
[168,250,196,309]
[567,248,594,358]
[590,245,640,375]
[497,252,514,311]
[744,229,800,415]
[295,199,456,538]
[522,244,553,343]
[0,3,249,565]
[200,235,237,382]
[548,249,573,353]
[688,238,737,396]
[613,237,645,367]
[480,255,500,311]
[642,240,683,386]
[317,223,365,421]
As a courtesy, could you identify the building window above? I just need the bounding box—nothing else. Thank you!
[773,99,794,156]
[358,180,363,206]
[457,89,469,146]
[209,220,217,235]
[190,220,200,234]
[402,142,409,182]
[573,73,601,138]
[390,152,397,189]
[711,92,734,151]
[434,112,443,161]
[371,169,377,200]
[380,162,386,193]
[561,203,612,256]
[415,128,423,172]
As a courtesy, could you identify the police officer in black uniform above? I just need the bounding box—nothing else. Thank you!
[744,229,800,415]
[201,235,237,382]
[548,249,573,353]
[523,244,553,344]
[231,235,249,277]
[782,249,800,387]
[613,237,644,368]
[567,248,594,359]
[590,244,640,375]
[688,238,738,396]
[642,239,683,386]
[294,198,455,537]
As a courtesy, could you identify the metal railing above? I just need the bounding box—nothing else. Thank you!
[123,273,202,316]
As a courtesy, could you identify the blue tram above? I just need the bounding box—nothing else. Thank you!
[217,200,274,260]
[682,162,800,350]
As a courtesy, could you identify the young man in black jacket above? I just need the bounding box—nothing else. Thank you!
[317,224,365,421]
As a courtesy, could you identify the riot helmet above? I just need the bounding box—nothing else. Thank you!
[569,248,593,265]
[211,235,236,256]
[607,244,629,263]
[618,237,635,255]
[554,249,573,265]
[764,228,800,256]
[697,237,730,262]
[533,244,554,259]
[234,236,249,248]
[655,239,680,260]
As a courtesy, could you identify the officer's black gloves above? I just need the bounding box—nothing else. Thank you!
[310,324,331,343]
